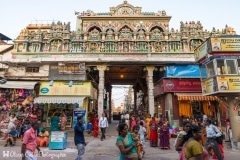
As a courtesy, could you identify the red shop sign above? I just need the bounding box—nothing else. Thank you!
[163,79,201,92]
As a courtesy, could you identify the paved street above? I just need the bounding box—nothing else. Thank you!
[0,121,239,160]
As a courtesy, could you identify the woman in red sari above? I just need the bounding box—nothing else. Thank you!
[93,115,99,137]
[149,117,158,147]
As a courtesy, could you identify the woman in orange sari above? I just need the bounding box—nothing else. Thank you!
[149,117,158,147]
[145,114,151,140]
[93,114,99,137]
[37,128,49,147]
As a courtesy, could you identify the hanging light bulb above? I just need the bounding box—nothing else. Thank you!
[49,80,54,86]
[69,80,73,87]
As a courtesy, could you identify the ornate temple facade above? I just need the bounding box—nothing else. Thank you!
[2,1,237,124]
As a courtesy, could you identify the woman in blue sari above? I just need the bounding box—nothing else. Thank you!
[116,123,138,160]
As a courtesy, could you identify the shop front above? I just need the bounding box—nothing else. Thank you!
[0,81,38,116]
[155,78,220,127]
[34,81,96,129]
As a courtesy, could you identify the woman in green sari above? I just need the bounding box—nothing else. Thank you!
[50,111,60,131]
[116,123,138,160]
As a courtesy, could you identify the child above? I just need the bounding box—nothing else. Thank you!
[4,126,17,147]
[138,121,146,147]
[132,125,144,160]
[20,119,31,140]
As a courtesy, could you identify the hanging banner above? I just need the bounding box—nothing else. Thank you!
[73,110,86,129]
[194,41,208,62]
[217,76,240,92]
[211,38,240,52]
[202,76,240,95]
[58,62,86,74]
[201,77,218,95]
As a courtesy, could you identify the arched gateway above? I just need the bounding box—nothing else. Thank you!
[5,1,236,128]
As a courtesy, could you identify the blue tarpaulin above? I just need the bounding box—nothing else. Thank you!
[166,64,206,78]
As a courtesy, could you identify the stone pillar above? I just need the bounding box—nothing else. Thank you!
[146,32,150,40]
[227,96,240,149]
[101,32,106,40]
[108,86,112,123]
[114,32,119,40]
[165,93,173,124]
[146,66,155,117]
[97,65,107,118]
[134,88,137,114]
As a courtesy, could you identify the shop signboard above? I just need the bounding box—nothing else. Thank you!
[162,79,202,92]
[58,62,86,75]
[201,77,217,95]
[73,109,86,129]
[194,41,208,62]
[217,76,240,92]
[210,37,240,52]
[39,81,92,96]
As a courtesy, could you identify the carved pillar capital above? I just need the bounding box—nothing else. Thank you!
[146,66,155,77]
[97,65,108,71]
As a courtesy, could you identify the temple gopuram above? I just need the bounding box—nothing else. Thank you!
[1,1,237,127]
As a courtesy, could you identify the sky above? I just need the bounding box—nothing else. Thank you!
[1,0,239,106]
[0,0,239,40]
[112,85,130,108]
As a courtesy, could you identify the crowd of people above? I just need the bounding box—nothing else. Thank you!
[0,105,52,148]
[175,118,225,160]
[114,111,227,160]
[115,111,172,160]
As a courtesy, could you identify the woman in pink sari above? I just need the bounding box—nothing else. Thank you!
[60,110,67,131]
[130,116,136,132]
[149,117,158,147]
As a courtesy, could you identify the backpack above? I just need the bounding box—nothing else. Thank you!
[212,125,225,144]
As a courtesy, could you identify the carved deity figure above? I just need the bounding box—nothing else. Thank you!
[137,29,145,40]
[50,41,57,52]
[154,42,162,52]
[190,39,202,51]
[151,28,163,40]
[123,42,129,52]
[50,40,62,52]
[89,28,100,40]
[162,10,167,16]
[110,7,116,15]
[119,27,132,40]
[106,29,114,40]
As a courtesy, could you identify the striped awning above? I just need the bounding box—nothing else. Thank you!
[0,81,38,89]
[34,96,86,104]
[176,93,219,101]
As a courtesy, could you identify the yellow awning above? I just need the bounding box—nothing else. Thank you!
[34,96,86,104]
[176,93,219,101]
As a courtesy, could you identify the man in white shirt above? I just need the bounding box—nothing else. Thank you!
[204,119,223,160]
[98,112,108,141]
[124,111,130,129]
